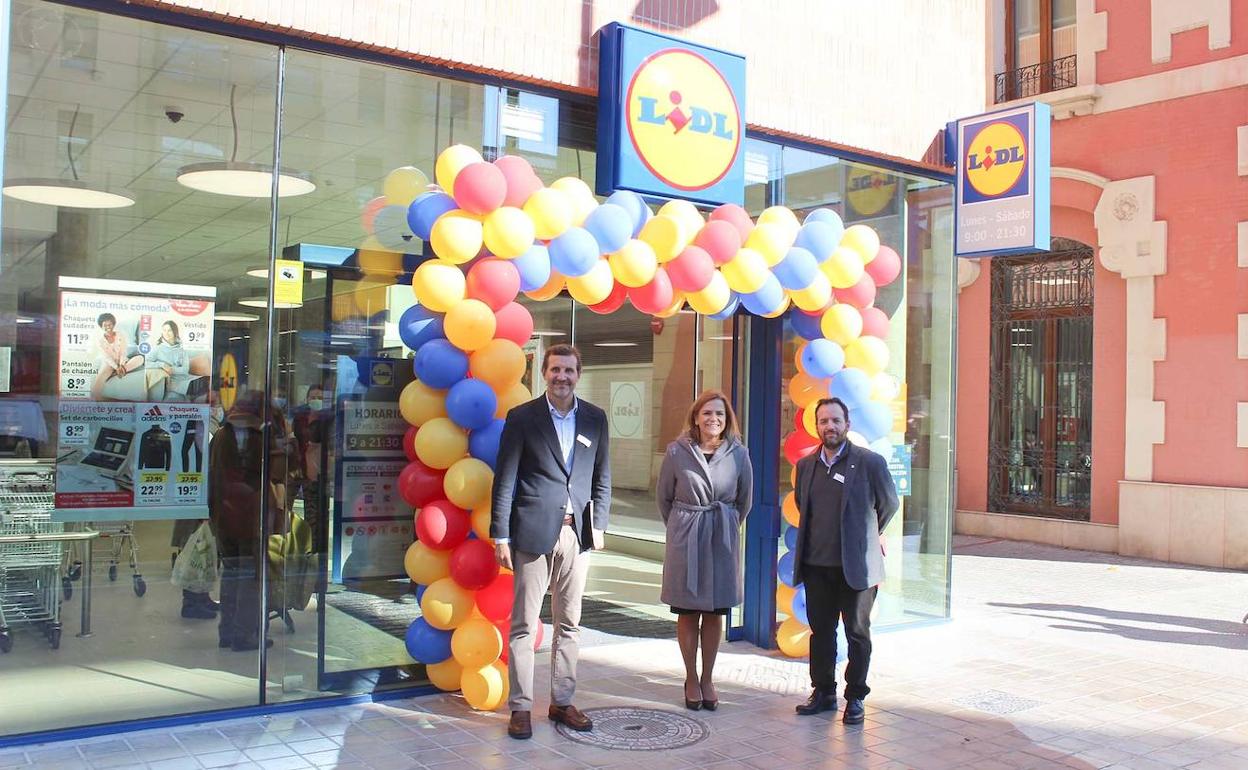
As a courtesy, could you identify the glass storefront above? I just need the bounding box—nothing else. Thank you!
[0,0,954,741]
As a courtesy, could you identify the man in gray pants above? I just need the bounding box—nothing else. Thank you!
[491,343,611,740]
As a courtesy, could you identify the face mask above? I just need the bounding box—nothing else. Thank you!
[273,397,287,410]
[307,399,323,411]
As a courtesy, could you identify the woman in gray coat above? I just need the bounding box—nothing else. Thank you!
[657,389,753,711]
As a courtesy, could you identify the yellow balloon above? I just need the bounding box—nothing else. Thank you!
[551,177,597,227]
[566,259,615,305]
[404,541,451,585]
[757,205,800,235]
[470,339,527,391]
[412,260,466,313]
[524,271,565,302]
[350,278,391,315]
[821,303,863,346]
[384,165,430,206]
[720,248,769,294]
[358,244,404,277]
[523,188,573,240]
[794,344,808,375]
[841,224,881,264]
[414,417,468,470]
[451,617,503,669]
[844,335,890,376]
[495,382,531,418]
[654,291,688,318]
[461,660,509,711]
[444,299,497,352]
[776,582,796,617]
[782,491,800,527]
[421,577,476,630]
[399,379,447,427]
[426,656,463,692]
[482,206,536,259]
[685,271,730,315]
[870,373,901,402]
[608,241,658,288]
[658,199,704,239]
[745,222,793,267]
[430,210,484,265]
[435,144,484,192]
[470,503,492,540]
[802,400,819,438]
[776,616,812,658]
[443,458,494,510]
[762,295,792,319]
[788,372,828,409]
[638,214,688,262]
[790,273,832,312]
[821,246,865,289]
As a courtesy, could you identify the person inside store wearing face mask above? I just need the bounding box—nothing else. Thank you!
[292,383,330,554]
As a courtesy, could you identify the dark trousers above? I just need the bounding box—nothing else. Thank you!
[803,564,876,700]
[218,535,262,645]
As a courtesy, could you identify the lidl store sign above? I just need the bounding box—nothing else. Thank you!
[954,102,1050,256]
[597,23,746,205]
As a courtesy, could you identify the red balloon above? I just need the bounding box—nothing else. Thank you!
[453,162,507,215]
[493,302,534,345]
[494,615,543,664]
[860,306,890,339]
[475,572,514,621]
[833,273,877,309]
[866,245,901,287]
[708,203,754,241]
[493,155,543,208]
[403,425,419,462]
[399,459,445,508]
[449,538,499,590]
[694,220,743,266]
[588,281,629,314]
[666,245,715,292]
[466,258,521,311]
[793,408,806,434]
[361,195,387,234]
[415,499,470,550]
[628,267,674,315]
[783,430,820,466]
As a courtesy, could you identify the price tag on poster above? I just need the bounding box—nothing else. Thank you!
[173,472,204,505]
[137,471,168,505]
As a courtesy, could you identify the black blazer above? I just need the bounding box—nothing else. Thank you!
[490,395,611,554]
[792,442,898,591]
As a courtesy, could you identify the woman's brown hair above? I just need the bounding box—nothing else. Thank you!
[684,389,741,447]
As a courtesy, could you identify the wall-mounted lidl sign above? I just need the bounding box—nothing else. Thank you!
[954,102,1050,257]
[596,23,746,205]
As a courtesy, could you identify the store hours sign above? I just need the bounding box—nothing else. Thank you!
[954,102,1050,257]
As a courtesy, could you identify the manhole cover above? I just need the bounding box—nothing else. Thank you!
[953,690,1042,715]
[554,707,709,750]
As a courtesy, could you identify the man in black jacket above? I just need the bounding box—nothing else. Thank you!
[792,397,898,725]
[491,343,611,740]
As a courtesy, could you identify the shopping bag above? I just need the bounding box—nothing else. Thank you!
[171,521,219,592]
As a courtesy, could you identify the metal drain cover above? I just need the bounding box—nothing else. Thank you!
[953,690,1042,715]
[554,707,709,751]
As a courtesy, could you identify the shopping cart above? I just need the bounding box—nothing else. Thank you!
[0,512,65,651]
[89,521,146,597]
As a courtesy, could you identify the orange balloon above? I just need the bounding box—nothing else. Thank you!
[525,272,565,301]
[787,372,828,409]
[782,492,800,527]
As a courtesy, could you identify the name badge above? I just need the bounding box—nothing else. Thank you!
[576,434,592,447]
[833,472,845,483]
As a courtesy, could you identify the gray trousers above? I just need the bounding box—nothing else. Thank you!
[508,525,591,711]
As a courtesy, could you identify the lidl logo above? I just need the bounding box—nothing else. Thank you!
[963,118,1029,201]
[846,169,898,218]
[625,49,741,192]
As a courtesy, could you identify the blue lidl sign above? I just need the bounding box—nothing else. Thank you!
[596,23,746,205]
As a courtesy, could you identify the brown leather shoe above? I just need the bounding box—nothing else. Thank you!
[548,703,593,732]
[508,710,532,739]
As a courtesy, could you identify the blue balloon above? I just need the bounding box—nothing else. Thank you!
[804,208,845,250]
[778,550,796,587]
[829,367,872,408]
[583,203,633,254]
[398,305,444,351]
[801,339,846,379]
[783,525,798,550]
[708,292,740,321]
[789,308,823,341]
[413,339,468,389]
[852,401,893,443]
[773,247,819,290]
[407,192,458,241]
[414,583,427,603]
[404,618,452,664]
[739,274,786,317]
[548,227,600,278]
[512,244,553,292]
[469,419,505,467]
[606,190,652,238]
[792,584,809,625]
[446,379,498,431]
[794,220,842,262]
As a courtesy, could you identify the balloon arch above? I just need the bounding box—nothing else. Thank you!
[368,145,902,710]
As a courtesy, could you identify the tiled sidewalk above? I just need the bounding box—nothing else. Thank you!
[3,536,1247,769]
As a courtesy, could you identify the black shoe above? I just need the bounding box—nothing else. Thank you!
[219,637,232,648]
[181,604,216,620]
[796,688,836,716]
[843,698,865,725]
[230,637,274,651]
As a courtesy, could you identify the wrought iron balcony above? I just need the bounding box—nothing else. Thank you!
[994,55,1077,103]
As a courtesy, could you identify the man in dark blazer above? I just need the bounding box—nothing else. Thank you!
[792,396,898,724]
[491,343,611,740]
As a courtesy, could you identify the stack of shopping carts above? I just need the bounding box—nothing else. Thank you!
[0,465,63,652]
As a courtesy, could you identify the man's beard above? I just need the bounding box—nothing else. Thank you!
[822,432,844,451]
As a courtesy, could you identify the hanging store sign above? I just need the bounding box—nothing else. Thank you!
[596,22,746,205]
[954,102,1050,257]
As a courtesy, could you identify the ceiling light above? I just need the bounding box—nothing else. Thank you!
[238,296,302,309]
[247,265,326,280]
[2,105,134,209]
[532,329,566,337]
[707,334,734,341]
[15,316,35,324]
[176,85,314,199]
[215,311,259,322]
[594,341,638,347]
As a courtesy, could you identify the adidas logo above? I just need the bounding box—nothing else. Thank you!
[144,405,164,417]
